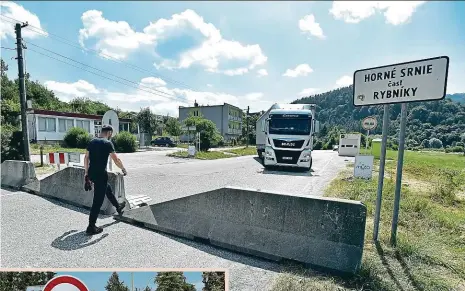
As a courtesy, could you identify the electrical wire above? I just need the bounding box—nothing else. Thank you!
[25,40,186,101]
[26,47,190,104]
[0,13,201,91]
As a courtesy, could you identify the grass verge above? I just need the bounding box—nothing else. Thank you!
[30,144,86,155]
[168,146,257,160]
[271,150,465,291]
[33,162,56,177]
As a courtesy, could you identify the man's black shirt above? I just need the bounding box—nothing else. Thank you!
[87,137,115,175]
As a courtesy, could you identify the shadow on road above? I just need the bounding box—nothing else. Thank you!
[51,221,119,251]
[252,157,317,177]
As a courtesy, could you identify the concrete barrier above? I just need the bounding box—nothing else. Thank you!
[23,167,128,215]
[1,160,38,189]
[116,186,367,274]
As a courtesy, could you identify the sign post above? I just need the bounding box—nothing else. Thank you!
[353,56,449,243]
[362,116,377,152]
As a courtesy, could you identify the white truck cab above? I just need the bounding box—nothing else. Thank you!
[256,104,319,171]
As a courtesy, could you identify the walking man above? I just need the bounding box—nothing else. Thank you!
[84,125,127,235]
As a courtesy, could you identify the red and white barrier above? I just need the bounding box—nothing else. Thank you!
[46,152,70,170]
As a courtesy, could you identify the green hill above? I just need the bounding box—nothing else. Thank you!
[293,86,465,150]
[447,93,465,103]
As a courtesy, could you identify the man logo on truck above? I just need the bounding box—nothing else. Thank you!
[282,142,296,147]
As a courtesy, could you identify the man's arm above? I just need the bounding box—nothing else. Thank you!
[84,150,90,176]
[108,141,127,175]
[110,152,126,175]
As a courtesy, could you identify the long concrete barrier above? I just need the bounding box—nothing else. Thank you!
[23,167,128,215]
[1,160,38,189]
[115,186,367,274]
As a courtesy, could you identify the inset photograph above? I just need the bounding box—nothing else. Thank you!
[0,270,227,291]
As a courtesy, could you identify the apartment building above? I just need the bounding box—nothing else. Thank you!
[178,102,243,142]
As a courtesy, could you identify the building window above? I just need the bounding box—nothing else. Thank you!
[38,117,56,132]
[76,120,90,132]
[58,118,74,132]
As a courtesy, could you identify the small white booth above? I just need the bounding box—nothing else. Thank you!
[338,133,361,157]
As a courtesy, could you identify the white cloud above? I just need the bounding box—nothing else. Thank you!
[79,10,154,60]
[44,77,267,117]
[44,80,99,101]
[298,88,320,96]
[207,84,213,87]
[330,1,426,25]
[140,77,167,87]
[283,64,313,77]
[257,69,268,77]
[244,92,264,101]
[299,14,325,39]
[0,1,48,39]
[335,75,353,88]
[79,9,267,75]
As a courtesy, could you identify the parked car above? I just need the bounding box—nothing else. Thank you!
[151,137,176,147]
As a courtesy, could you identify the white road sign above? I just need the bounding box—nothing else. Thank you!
[362,116,377,130]
[354,155,374,179]
[68,152,81,163]
[353,56,449,106]
[182,126,196,131]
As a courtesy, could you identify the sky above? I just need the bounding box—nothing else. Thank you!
[1,1,464,117]
[50,271,204,291]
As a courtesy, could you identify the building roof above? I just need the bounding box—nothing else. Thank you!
[179,102,242,111]
[29,109,132,122]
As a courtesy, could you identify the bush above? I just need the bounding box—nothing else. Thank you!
[451,146,464,153]
[64,127,92,148]
[429,137,443,149]
[112,131,137,153]
[1,124,24,162]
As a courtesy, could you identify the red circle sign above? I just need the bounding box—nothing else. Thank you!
[43,275,89,291]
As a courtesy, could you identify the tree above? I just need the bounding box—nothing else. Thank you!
[137,107,158,138]
[429,137,443,149]
[143,287,151,291]
[184,115,223,151]
[155,272,187,291]
[202,272,225,291]
[165,117,182,138]
[105,272,130,291]
[0,271,56,291]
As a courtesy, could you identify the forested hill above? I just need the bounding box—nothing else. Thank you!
[293,86,465,149]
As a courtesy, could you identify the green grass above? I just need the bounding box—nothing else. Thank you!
[30,144,86,155]
[33,162,56,177]
[167,146,257,160]
[167,150,232,160]
[224,146,257,156]
[271,150,465,291]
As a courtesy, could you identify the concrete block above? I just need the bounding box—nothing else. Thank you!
[1,160,38,189]
[23,167,128,215]
[116,186,367,274]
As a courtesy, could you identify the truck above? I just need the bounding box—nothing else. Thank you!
[256,103,319,171]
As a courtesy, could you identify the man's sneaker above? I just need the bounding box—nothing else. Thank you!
[116,201,126,215]
[85,225,103,235]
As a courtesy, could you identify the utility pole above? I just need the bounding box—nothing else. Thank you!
[15,22,31,161]
[246,106,250,148]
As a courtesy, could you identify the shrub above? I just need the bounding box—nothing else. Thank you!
[429,137,443,149]
[451,146,464,153]
[112,131,137,153]
[1,124,24,162]
[64,127,92,148]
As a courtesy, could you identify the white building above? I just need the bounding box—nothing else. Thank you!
[338,133,361,157]
[26,109,132,144]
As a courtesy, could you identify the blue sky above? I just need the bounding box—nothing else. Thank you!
[1,1,464,116]
[52,271,204,291]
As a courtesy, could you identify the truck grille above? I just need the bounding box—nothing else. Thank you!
[275,150,302,164]
[273,139,305,149]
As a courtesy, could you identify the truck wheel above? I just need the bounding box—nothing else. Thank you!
[308,158,313,171]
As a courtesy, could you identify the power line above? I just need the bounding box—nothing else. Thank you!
[26,47,190,104]
[25,40,186,102]
[0,13,201,91]
[1,46,16,50]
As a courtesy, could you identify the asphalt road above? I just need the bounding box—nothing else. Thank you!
[1,150,352,290]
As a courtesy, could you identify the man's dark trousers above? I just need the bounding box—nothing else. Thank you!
[88,171,120,226]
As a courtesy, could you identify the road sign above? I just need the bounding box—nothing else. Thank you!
[353,56,449,106]
[182,126,196,131]
[354,155,374,179]
[43,275,89,291]
[362,116,377,130]
[68,152,80,163]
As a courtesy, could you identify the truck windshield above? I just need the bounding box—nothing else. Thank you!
[269,117,311,135]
